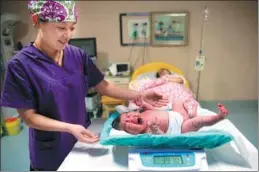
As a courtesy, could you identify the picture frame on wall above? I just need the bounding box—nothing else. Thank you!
[119,12,151,46]
[150,12,189,46]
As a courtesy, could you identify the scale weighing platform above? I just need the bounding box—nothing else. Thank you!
[128,148,208,171]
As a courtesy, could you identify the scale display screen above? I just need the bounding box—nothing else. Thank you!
[129,148,206,170]
[153,156,183,165]
[139,151,195,168]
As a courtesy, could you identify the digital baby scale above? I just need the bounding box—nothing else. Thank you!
[128,148,208,171]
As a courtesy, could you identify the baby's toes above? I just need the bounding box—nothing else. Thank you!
[224,109,229,115]
[221,107,228,114]
[218,104,228,113]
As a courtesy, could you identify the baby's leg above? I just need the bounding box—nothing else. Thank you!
[181,103,228,133]
[172,102,189,121]
[183,98,199,118]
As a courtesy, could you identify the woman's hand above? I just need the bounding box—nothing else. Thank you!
[68,124,99,143]
[141,90,169,110]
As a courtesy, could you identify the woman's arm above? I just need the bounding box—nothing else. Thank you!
[94,80,141,100]
[95,80,169,110]
[17,109,74,133]
[17,109,99,143]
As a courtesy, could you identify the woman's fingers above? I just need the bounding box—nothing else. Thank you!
[83,129,99,138]
[152,98,169,107]
[158,99,169,105]
[142,102,156,110]
[80,129,99,143]
[70,125,100,143]
[152,91,164,99]
[161,95,169,102]
[80,135,99,143]
[153,92,169,103]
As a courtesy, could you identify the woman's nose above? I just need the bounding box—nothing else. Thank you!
[63,33,68,39]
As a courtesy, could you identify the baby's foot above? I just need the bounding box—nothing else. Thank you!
[218,103,228,118]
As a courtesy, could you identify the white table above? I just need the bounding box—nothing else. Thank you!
[58,119,256,171]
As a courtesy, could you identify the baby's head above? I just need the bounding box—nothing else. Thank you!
[112,111,147,135]
[156,68,171,78]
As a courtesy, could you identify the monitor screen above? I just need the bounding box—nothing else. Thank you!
[69,38,97,57]
[116,64,128,72]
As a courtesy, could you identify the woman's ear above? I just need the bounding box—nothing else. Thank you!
[31,14,40,28]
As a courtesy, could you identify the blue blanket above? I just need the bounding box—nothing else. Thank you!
[99,112,233,149]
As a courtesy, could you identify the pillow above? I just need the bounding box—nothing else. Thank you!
[134,72,187,87]
[135,71,183,80]
[135,72,157,80]
[99,112,233,149]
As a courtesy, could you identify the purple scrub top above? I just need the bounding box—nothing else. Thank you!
[0,43,104,170]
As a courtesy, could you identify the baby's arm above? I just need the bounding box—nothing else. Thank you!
[148,117,165,135]
[149,124,165,134]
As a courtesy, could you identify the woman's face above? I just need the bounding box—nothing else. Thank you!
[159,69,170,77]
[38,22,76,50]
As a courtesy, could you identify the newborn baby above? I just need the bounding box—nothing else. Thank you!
[112,104,228,135]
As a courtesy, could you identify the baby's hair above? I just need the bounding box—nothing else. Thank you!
[156,68,171,78]
[111,116,121,130]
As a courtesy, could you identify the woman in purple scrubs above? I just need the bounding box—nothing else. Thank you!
[0,0,168,171]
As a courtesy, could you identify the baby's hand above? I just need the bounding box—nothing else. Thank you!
[148,117,164,134]
[148,117,160,127]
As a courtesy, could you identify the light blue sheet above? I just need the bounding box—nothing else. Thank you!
[99,111,233,149]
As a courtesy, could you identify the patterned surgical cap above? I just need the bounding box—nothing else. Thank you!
[28,0,78,22]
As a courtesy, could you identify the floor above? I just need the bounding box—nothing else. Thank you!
[1,100,258,171]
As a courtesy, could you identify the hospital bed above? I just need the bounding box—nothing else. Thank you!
[58,62,258,171]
